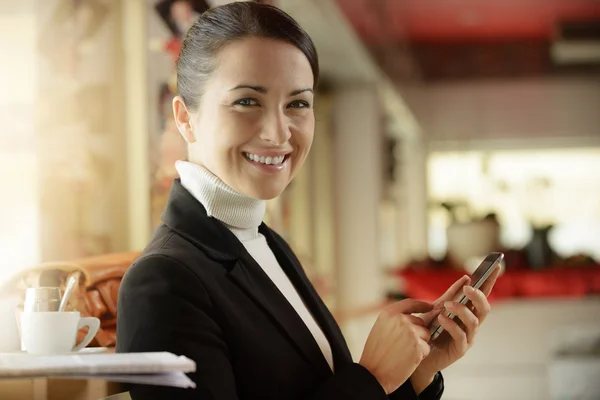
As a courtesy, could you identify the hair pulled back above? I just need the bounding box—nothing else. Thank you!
[176,2,319,111]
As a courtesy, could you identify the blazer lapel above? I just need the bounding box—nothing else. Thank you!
[228,252,333,378]
[262,228,354,369]
[162,180,334,377]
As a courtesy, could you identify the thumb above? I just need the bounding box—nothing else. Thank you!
[385,299,434,316]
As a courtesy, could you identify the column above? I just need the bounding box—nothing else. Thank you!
[396,135,429,266]
[35,0,129,261]
[310,92,336,305]
[123,0,150,250]
[332,85,383,358]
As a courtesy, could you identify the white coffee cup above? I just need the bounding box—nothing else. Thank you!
[20,311,100,355]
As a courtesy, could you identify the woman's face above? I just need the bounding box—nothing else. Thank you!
[174,36,315,200]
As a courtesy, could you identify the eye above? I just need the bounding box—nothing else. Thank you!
[288,100,310,109]
[233,98,259,107]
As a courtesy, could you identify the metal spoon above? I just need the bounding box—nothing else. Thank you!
[58,275,78,312]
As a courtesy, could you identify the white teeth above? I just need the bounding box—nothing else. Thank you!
[244,152,286,165]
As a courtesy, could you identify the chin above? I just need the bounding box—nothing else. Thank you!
[240,178,288,200]
[246,185,286,200]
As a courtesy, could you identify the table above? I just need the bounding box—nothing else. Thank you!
[0,377,125,400]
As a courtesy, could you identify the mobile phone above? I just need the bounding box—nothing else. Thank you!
[429,252,504,341]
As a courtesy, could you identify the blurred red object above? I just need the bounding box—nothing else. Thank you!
[393,265,600,302]
[165,38,182,64]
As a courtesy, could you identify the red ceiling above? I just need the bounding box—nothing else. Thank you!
[336,0,600,43]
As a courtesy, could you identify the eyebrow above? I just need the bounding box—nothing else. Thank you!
[229,84,313,96]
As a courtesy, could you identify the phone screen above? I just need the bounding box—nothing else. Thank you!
[469,252,504,290]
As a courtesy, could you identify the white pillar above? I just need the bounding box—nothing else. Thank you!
[396,136,429,266]
[407,137,429,260]
[333,85,383,313]
[123,0,150,250]
[310,93,336,306]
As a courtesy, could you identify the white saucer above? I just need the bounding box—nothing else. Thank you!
[6,347,108,356]
[68,347,108,355]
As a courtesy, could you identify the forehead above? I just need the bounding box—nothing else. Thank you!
[211,36,314,90]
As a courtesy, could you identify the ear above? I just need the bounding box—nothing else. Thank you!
[173,96,196,143]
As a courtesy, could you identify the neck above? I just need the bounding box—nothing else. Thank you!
[175,160,266,230]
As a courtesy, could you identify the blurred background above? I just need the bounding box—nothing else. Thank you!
[0,0,599,399]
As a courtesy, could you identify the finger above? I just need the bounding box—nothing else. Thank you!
[478,265,502,297]
[444,301,479,344]
[464,286,492,324]
[440,275,471,303]
[437,313,468,352]
[415,304,445,327]
[407,315,427,326]
[385,299,434,316]
[412,323,431,342]
[419,276,469,326]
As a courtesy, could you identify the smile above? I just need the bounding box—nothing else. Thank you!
[243,152,287,165]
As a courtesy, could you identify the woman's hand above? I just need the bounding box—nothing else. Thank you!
[359,299,435,394]
[410,265,501,393]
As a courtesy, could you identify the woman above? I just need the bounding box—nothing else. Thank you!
[116,3,500,399]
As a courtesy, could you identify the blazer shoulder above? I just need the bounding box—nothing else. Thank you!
[119,247,216,318]
[127,223,230,287]
[142,223,214,262]
[124,228,201,280]
[122,251,198,290]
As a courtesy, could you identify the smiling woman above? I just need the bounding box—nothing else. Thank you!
[173,35,316,199]
[172,3,318,200]
[116,3,451,400]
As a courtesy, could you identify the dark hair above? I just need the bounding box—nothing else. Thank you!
[176,2,319,111]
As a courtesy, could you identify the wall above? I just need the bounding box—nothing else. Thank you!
[401,77,600,148]
[0,1,38,283]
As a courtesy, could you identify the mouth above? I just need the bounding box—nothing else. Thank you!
[243,151,291,167]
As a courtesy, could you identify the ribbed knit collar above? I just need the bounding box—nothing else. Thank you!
[175,160,266,230]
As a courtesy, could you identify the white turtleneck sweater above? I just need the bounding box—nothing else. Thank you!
[175,160,334,371]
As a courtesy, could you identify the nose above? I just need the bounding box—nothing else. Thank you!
[259,110,291,145]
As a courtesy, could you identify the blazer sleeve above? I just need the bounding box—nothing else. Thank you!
[388,373,444,400]
[116,255,392,400]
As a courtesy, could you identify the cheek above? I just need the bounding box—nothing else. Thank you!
[291,118,315,168]
[220,110,261,148]
[296,118,315,152]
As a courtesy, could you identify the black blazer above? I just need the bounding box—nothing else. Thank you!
[116,180,444,399]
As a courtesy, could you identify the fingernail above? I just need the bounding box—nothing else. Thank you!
[444,301,453,309]
[464,286,474,294]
